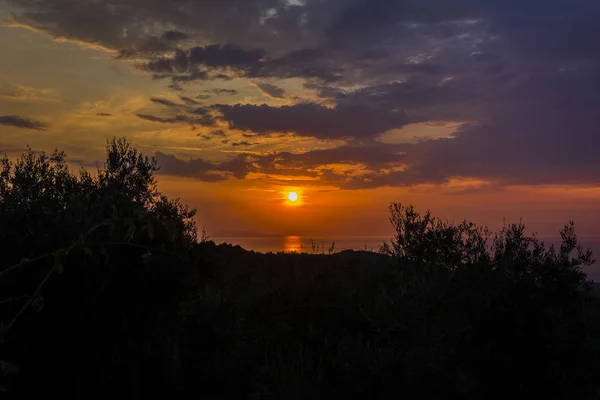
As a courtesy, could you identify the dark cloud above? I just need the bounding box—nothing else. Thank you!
[169,69,210,82]
[138,96,217,127]
[232,141,258,147]
[154,151,255,181]
[258,145,406,171]
[136,45,264,82]
[143,55,210,84]
[154,152,228,182]
[135,113,215,127]
[0,115,48,130]
[96,113,113,117]
[135,114,177,123]
[195,129,225,140]
[254,82,286,98]
[210,88,238,96]
[214,102,408,139]
[326,0,600,62]
[189,44,265,68]
[137,45,341,83]
[245,48,343,83]
[168,82,184,91]
[179,96,200,105]
[6,0,308,56]
[160,30,189,42]
[190,106,212,116]
[150,97,180,107]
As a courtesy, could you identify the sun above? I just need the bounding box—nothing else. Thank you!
[288,192,298,202]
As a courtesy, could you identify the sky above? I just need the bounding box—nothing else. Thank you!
[1,0,600,239]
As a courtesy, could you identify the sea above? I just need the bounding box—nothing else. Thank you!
[211,236,600,282]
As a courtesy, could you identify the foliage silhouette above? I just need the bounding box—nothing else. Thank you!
[0,138,198,396]
[0,142,599,399]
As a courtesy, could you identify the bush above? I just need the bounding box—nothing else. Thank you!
[0,138,197,397]
[384,202,594,398]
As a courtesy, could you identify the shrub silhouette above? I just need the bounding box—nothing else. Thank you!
[0,138,197,397]
[0,142,599,399]
[383,203,594,398]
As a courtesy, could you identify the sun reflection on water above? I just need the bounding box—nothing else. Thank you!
[283,236,303,253]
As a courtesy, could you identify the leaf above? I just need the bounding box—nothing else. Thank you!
[125,222,136,241]
[142,252,153,265]
[0,360,20,375]
[53,249,68,274]
[108,222,115,237]
[31,296,44,313]
[80,247,92,258]
[19,258,30,267]
[146,221,155,240]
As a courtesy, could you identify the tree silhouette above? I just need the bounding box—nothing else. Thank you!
[0,138,198,396]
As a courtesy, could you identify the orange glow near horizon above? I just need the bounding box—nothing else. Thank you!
[154,175,600,240]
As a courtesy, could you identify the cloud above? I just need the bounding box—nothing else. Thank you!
[1,82,37,99]
[0,82,55,101]
[196,129,226,140]
[136,44,341,83]
[152,143,409,188]
[150,97,180,107]
[160,30,189,42]
[254,82,286,99]
[257,145,406,171]
[136,45,265,83]
[136,96,218,127]
[96,113,114,117]
[188,44,266,68]
[7,0,600,188]
[135,113,215,127]
[0,115,49,130]
[232,141,258,147]
[210,88,238,96]
[215,102,408,139]
[179,96,200,105]
[154,151,255,181]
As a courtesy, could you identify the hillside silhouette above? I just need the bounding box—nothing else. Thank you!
[1,139,599,399]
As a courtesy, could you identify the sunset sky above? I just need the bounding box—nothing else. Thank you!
[2,0,600,239]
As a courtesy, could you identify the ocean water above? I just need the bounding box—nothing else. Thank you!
[212,236,600,282]
[212,236,390,254]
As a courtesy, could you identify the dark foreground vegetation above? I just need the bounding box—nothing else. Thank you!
[1,139,600,399]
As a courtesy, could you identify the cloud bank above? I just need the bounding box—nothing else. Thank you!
[6,0,600,188]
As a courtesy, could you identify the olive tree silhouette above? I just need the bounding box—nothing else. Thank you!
[384,202,594,398]
[0,138,198,396]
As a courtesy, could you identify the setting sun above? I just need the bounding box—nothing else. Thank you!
[288,192,299,202]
